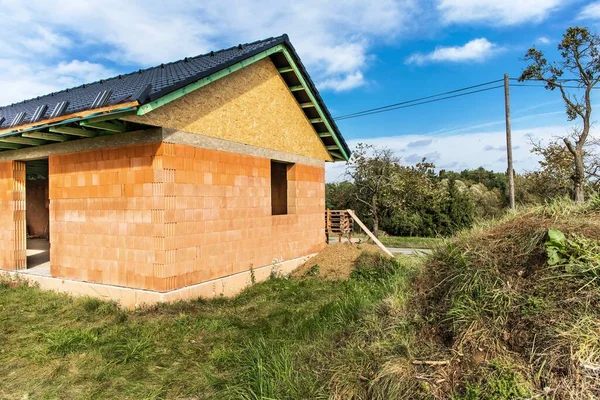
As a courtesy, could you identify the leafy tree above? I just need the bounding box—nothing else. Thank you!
[325,181,356,210]
[345,144,401,237]
[470,183,504,219]
[529,137,575,198]
[519,26,600,202]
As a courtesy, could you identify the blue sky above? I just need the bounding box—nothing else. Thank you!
[0,0,599,181]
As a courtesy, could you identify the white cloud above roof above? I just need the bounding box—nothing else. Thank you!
[406,38,501,65]
[0,0,422,104]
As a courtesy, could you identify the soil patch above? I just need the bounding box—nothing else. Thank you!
[293,243,390,279]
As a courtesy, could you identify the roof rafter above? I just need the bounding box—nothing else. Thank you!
[49,126,97,138]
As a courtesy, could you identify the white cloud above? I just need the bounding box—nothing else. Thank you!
[537,36,551,44]
[437,0,564,26]
[326,124,597,182]
[319,72,366,92]
[0,59,115,106]
[577,1,600,19]
[0,0,424,105]
[406,38,500,65]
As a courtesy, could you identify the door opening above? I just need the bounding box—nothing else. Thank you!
[25,159,50,272]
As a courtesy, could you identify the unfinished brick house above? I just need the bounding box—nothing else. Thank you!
[0,35,350,305]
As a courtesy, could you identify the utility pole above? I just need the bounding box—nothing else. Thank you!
[504,73,515,210]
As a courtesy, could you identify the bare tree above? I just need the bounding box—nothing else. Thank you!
[519,27,600,202]
[345,144,401,237]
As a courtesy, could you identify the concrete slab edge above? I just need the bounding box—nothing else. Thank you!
[1,253,316,309]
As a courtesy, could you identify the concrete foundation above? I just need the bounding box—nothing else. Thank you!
[3,252,315,309]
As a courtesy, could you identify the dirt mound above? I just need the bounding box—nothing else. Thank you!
[406,202,600,399]
[293,243,390,279]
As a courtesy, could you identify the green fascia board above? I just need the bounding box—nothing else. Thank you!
[134,44,349,161]
[137,45,286,115]
[279,48,349,161]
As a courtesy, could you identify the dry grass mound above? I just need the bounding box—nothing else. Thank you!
[401,199,600,399]
[293,243,391,279]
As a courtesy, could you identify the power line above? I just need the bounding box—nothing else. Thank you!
[508,77,578,83]
[331,77,599,123]
[509,83,600,90]
[334,85,503,121]
[333,79,503,120]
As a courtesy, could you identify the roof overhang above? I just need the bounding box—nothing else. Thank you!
[0,38,350,161]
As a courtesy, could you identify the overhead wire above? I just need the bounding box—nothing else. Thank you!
[333,79,503,120]
[332,77,600,122]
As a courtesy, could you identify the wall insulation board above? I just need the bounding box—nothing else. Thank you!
[124,58,333,162]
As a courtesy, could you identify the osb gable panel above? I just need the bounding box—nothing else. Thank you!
[124,58,332,161]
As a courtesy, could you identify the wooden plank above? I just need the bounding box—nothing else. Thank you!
[289,85,304,92]
[79,120,125,132]
[0,142,22,150]
[22,132,69,142]
[300,102,314,108]
[49,126,97,137]
[80,110,135,123]
[0,136,46,146]
[346,209,394,257]
[277,66,294,73]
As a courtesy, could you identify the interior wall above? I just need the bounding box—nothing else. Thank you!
[26,179,49,237]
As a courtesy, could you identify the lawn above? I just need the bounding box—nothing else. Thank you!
[0,253,419,400]
[378,235,442,249]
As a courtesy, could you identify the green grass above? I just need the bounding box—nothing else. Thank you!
[348,233,442,249]
[378,235,442,249]
[0,253,421,400]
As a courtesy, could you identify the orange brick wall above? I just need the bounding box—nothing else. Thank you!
[0,161,26,270]
[153,143,326,291]
[49,143,162,288]
[45,142,325,292]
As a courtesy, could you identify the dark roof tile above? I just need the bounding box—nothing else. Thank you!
[0,36,283,129]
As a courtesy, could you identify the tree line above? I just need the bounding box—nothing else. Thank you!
[328,142,598,237]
